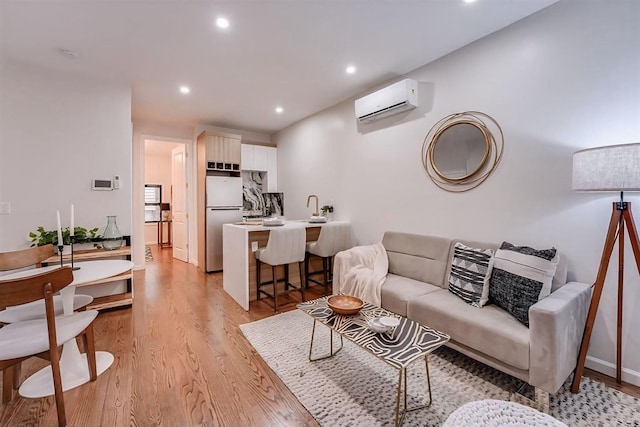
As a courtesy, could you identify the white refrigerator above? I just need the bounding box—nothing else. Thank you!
[206,176,243,272]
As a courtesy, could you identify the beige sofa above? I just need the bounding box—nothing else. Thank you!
[373,231,591,406]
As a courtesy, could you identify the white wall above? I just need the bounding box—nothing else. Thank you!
[274,1,640,382]
[0,62,132,252]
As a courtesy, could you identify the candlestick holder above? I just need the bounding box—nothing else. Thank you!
[58,245,64,267]
[70,236,80,271]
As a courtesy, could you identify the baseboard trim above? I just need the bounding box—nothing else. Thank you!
[585,356,640,387]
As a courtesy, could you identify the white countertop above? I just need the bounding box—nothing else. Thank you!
[225,220,348,231]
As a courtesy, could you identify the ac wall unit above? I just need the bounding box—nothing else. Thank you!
[354,78,418,123]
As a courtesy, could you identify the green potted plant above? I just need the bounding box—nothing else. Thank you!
[321,204,334,218]
[29,226,102,249]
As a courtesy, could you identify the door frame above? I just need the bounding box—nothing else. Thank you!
[135,134,195,267]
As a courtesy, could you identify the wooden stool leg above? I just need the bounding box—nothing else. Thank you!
[256,258,261,301]
[298,262,305,302]
[328,256,334,283]
[284,263,290,290]
[272,265,278,312]
[322,257,329,295]
[304,252,310,289]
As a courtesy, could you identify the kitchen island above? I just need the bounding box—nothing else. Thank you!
[222,220,350,310]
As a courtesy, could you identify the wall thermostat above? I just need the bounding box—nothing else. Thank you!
[91,179,114,191]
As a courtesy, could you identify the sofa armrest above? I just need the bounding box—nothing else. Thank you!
[528,281,592,394]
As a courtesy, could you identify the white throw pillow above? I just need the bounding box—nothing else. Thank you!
[448,242,495,308]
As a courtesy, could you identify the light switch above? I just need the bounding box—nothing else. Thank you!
[251,241,258,252]
[0,202,10,214]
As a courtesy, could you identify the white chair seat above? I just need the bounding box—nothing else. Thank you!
[306,222,352,257]
[0,310,98,360]
[0,294,93,323]
[256,227,306,265]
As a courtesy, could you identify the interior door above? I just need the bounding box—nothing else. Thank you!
[172,145,188,262]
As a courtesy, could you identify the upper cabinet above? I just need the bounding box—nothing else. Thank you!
[265,147,277,193]
[199,131,241,171]
[241,144,277,192]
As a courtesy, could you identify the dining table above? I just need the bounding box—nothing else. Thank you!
[0,259,134,398]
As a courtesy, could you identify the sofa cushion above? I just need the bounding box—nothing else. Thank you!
[381,273,441,317]
[490,242,559,327]
[382,232,451,288]
[447,242,495,307]
[408,290,530,370]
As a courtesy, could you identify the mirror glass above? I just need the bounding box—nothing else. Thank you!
[432,123,488,180]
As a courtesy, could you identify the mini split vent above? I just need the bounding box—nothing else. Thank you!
[354,78,418,123]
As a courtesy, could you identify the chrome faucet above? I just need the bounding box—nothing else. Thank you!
[306,194,319,216]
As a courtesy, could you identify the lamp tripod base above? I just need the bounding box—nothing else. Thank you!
[571,200,640,393]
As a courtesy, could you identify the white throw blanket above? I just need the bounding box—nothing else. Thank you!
[333,242,388,307]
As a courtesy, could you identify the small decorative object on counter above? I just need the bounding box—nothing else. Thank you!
[102,215,124,250]
[321,204,334,221]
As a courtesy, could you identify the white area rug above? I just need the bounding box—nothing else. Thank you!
[240,310,640,427]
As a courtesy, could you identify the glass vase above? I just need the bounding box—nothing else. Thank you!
[102,215,124,250]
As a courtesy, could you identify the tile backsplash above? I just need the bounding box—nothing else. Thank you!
[242,171,283,216]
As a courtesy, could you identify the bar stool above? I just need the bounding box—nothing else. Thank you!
[305,222,352,295]
[256,226,306,312]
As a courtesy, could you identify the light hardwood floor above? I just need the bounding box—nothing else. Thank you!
[1,246,638,426]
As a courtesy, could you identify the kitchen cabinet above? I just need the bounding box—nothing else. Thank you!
[199,132,241,171]
[241,144,254,170]
[265,146,277,192]
[241,144,267,171]
[241,144,278,192]
[253,146,268,171]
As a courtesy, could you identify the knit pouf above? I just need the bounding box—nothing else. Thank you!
[443,399,568,427]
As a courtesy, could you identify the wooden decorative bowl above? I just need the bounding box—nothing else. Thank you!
[327,295,364,315]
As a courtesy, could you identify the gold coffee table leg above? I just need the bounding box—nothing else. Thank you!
[308,319,344,361]
[394,355,433,427]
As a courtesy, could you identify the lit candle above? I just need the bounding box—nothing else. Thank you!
[56,210,63,247]
[70,204,75,237]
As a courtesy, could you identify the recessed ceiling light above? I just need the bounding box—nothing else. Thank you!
[275,106,284,114]
[346,65,356,74]
[179,86,190,94]
[216,17,230,29]
[464,0,477,3]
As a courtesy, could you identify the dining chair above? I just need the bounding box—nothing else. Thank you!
[0,244,94,323]
[0,245,93,402]
[0,267,98,427]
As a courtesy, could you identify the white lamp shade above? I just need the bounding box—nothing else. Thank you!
[572,143,640,191]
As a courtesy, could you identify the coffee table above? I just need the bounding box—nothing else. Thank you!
[297,296,450,427]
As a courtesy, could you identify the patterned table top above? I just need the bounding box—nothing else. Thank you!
[297,297,450,370]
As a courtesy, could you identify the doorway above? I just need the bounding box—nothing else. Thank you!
[143,139,190,263]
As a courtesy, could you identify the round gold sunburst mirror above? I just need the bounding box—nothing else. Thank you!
[422,111,504,192]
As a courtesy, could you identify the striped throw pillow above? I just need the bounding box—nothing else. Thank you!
[448,242,495,307]
[489,242,559,327]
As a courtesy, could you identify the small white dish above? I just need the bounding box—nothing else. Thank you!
[367,318,390,333]
[309,216,328,223]
[263,218,285,226]
[378,316,400,328]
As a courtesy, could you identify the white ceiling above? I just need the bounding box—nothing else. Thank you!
[0,0,557,135]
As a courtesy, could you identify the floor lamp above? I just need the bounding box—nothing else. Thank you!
[571,142,640,393]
